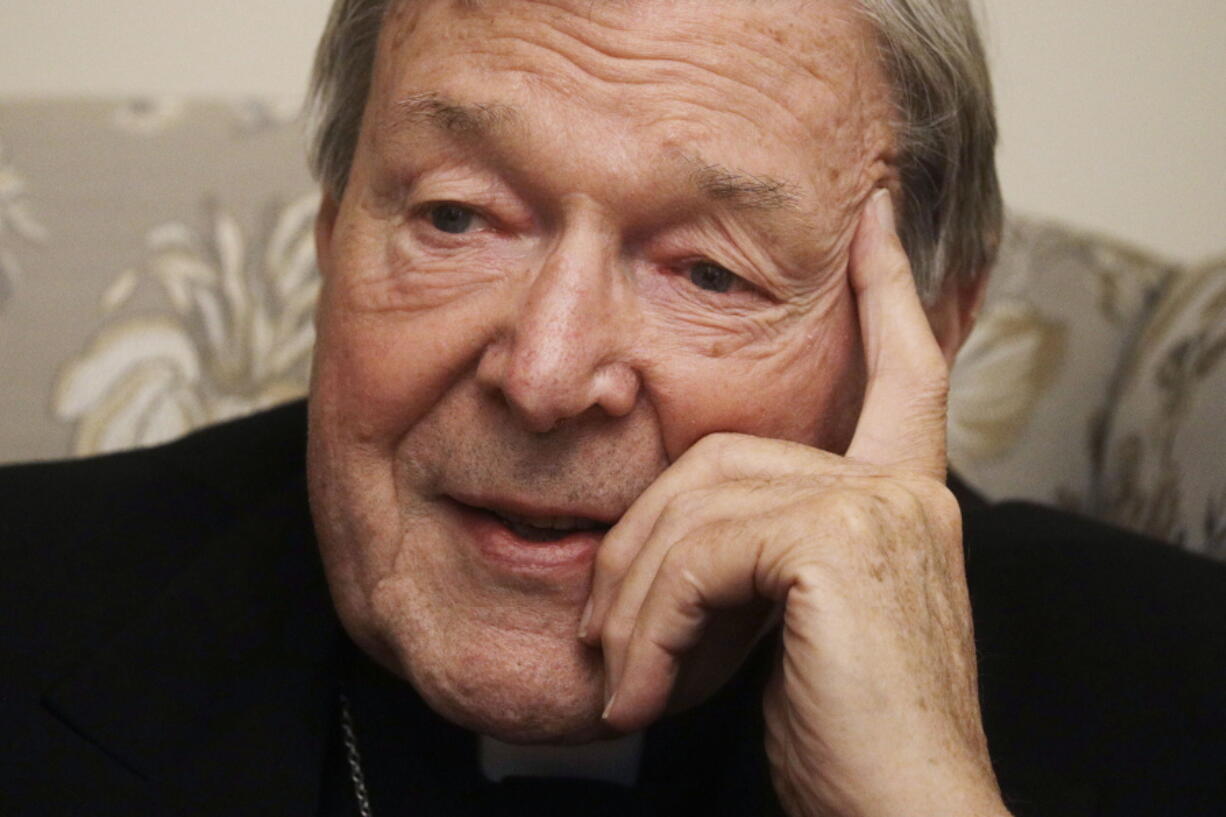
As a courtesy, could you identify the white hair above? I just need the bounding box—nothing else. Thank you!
[308,0,1002,297]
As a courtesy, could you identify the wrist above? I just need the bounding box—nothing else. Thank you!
[783,769,1012,817]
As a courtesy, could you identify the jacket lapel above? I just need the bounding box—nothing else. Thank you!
[41,475,340,815]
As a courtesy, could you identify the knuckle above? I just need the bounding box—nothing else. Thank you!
[899,473,955,510]
[923,482,963,538]
[657,544,698,589]
[656,547,710,620]
[884,476,963,550]
[822,488,879,539]
[923,479,959,515]
[872,475,939,521]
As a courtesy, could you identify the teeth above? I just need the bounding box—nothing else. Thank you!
[494,510,602,532]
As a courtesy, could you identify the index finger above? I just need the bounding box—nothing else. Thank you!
[845,189,950,480]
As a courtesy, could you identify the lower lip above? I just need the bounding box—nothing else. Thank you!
[451,501,605,573]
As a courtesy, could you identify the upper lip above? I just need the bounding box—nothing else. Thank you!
[447,492,621,528]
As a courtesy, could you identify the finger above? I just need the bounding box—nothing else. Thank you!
[580,436,849,646]
[581,435,739,646]
[845,189,949,480]
[602,514,794,732]
[596,479,797,697]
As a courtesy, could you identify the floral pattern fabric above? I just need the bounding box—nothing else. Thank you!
[948,216,1177,514]
[0,99,314,461]
[1095,259,1226,559]
[53,194,319,454]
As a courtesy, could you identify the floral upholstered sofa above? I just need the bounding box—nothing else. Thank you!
[2,100,1223,560]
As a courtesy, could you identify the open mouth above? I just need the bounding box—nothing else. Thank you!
[484,508,611,542]
[448,495,616,571]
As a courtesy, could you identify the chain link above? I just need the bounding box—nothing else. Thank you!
[338,692,374,817]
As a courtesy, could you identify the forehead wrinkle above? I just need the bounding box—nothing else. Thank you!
[379,88,810,210]
[450,3,854,152]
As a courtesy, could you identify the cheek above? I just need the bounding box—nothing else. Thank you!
[646,294,864,458]
[311,207,518,446]
[312,282,500,448]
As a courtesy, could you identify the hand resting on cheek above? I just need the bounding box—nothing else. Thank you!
[580,190,1012,817]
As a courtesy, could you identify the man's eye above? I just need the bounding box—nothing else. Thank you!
[427,204,479,234]
[688,261,739,293]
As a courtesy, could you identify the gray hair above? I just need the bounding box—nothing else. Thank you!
[307,0,1002,297]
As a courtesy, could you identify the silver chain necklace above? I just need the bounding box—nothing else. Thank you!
[338,693,375,817]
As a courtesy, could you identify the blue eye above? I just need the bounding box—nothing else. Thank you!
[689,261,737,293]
[429,204,476,234]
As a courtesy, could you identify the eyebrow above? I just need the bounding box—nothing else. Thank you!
[387,92,804,214]
[688,161,801,213]
[390,92,519,137]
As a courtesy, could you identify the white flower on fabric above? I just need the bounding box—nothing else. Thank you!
[0,138,49,306]
[112,97,187,136]
[54,192,321,455]
[948,298,1067,463]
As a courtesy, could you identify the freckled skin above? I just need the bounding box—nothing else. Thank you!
[309,0,900,742]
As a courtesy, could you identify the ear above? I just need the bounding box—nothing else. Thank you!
[315,191,340,277]
[925,271,989,367]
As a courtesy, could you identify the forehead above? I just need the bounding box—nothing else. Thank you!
[364,0,893,217]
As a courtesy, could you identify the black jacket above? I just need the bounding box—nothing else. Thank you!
[1,402,1223,816]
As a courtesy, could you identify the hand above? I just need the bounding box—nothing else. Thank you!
[579,191,1011,817]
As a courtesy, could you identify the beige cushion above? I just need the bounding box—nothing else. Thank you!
[949,215,1176,511]
[1094,259,1226,559]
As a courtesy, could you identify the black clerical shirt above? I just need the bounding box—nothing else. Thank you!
[317,631,782,817]
[2,401,1224,817]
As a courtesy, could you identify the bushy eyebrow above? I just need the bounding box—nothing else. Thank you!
[386,92,804,215]
[689,162,801,213]
[389,92,520,137]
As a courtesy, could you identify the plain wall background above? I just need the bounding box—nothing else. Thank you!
[1,0,1223,263]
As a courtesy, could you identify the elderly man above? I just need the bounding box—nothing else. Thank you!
[2,1,1224,816]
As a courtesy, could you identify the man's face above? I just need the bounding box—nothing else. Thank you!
[309,0,897,742]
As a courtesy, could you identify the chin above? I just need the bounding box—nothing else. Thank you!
[359,585,614,744]
[421,671,613,745]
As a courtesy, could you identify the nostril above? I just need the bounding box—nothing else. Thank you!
[591,361,641,418]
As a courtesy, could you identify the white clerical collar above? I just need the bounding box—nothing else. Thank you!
[478,732,644,787]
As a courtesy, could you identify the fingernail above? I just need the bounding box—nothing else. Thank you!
[578,598,593,639]
[602,691,617,721]
[872,188,895,233]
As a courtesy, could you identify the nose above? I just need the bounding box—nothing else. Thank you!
[475,232,640,433]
